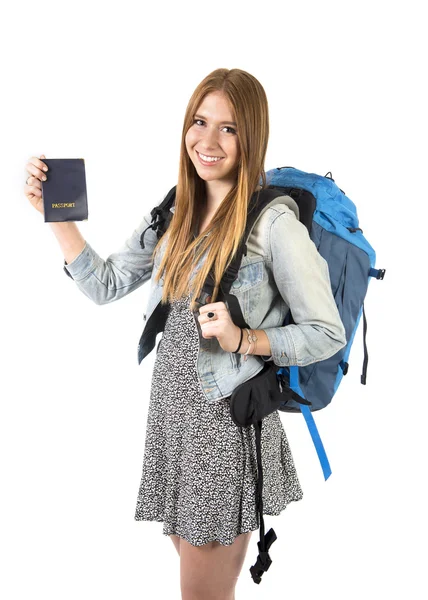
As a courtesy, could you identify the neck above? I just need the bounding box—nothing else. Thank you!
[204,179,236,213]
[204,180,263,212]
[195,181,263,235]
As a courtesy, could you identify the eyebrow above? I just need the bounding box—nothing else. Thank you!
[194,113,237,127]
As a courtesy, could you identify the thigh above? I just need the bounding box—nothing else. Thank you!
[170,534,181,556]
[180,532,253,600]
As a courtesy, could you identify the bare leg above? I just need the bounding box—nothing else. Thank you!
[179,531,253,600]
[170,533,181,556]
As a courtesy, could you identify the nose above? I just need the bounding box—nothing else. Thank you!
[200,125,220,152]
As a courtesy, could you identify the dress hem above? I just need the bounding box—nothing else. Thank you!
[134,493,303,547]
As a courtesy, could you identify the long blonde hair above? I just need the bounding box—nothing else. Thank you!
[153,67,270,313]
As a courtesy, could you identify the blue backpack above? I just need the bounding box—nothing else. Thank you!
[262,167,385,480]
[139,166,385,479]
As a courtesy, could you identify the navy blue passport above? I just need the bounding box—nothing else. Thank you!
[42,158,88,222]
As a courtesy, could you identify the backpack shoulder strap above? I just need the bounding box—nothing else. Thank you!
[139,186,295,317]
[139,185,177,249]
[199,188,293,325]
[196,188,291,306]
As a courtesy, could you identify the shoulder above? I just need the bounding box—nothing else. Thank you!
[247,196,306,260]
[267,200,307,236]
[252,194,299,231]
[267,200,317,263]
[262,197,308,242]
[268,203,299,221]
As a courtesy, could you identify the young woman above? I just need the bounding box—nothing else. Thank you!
[24,68,346,599]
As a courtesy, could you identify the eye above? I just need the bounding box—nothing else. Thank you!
[222,126,237,135]
[192,119,237,135]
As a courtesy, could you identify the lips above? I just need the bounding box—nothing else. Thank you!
[196,151,225,166]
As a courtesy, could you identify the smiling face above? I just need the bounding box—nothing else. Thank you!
[185,91,241,192]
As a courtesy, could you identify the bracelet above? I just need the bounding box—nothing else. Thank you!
[232,327,243,353]
[243,328,258,361]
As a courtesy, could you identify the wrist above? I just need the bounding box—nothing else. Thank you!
[233,326,244,353]
[241,328,257,357]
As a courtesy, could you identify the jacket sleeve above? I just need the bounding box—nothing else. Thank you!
[62,207,160,305]
[263,206,347,367]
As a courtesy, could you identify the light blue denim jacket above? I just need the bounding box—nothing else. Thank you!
[63,194,347,403]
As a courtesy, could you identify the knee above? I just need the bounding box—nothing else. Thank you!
[179,535,248,600]
[180,579,235,600]
[180,565,237,600]
[180,556,236,599]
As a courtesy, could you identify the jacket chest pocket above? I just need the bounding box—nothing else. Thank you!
[230,259,267,325]
[231,259,265,292]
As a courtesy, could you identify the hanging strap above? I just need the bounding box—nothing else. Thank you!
[289,366,332,481]
[361,304,368,385]
[360,268,385,384]
[249,419,277,584]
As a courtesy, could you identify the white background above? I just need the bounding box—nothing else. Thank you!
[1,1,426,598]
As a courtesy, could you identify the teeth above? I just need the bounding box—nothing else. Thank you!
[199,152,223,162]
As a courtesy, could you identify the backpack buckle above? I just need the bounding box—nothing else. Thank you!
[369,268,386,280]
[249,528,277,584]
[250,551,272,584]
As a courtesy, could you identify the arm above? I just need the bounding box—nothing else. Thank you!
[49,221,86,265]
[262,207,347,367]
[61,207,160,305]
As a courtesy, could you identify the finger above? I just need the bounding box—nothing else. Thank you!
[200,320,217,333]
[33,154,48,171]
[200,317,222,330]
[25,191,38,206]
[199,302,226,314]
[199,310,227,324]
[26,164,47,182]
[25,176,42,190]
[198,308,222,319]
[27,155,48,180]
[25,184,42,197]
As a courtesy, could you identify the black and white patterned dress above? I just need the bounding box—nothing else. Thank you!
[134,292,304,546]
